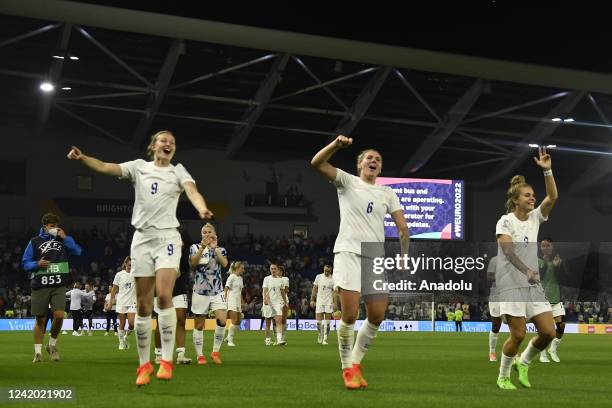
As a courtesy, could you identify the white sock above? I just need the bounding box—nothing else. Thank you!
[125,329,132,338]
[519,338,543,365]
[351,319,378,365]
[34,344,42,354]
[213,324,225,352]
[193,329,204,357]
[499,353,514,378]
[157,307,177,362]
[49,336,57,347]
[322,319,328,339]
[550,337,561,351]
[337,320,355,369]
[228,325,236,341]
[118,329,125,341]
[276,326,283,343]
[317,321,321,337]
[489,331,499,353]
[135,315,152,366]
[176,347,185,356]
[155,347,162,356]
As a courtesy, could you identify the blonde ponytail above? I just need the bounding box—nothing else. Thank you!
[505,175,530,213]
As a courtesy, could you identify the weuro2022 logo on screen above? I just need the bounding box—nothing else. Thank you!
[377,177,465,240]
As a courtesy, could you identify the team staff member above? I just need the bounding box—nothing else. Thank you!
[22,213,82,363]
[454,307,464,332]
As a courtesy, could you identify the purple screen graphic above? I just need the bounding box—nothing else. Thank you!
[377,177,465,240]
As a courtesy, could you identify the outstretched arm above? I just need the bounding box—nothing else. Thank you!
[310,135,353,181]
[183,181,214,220]
[534,146,558,218]
[67,146,122,177]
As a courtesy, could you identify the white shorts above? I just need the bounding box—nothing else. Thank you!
[261,303,283,318]
[333,252,362,292]
[316,304,333,314]
[131,228,182,278]
[489,302,501,318]
[551,302,566,318]
[153,294,189,314]
[227,302,242,313]
[261,304,272,319]
[499,286,552,321]
[116,304,137,314]
[270,303,284,316]
[191,292,226,315]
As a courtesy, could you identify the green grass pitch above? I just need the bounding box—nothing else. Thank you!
[0,331,610,407]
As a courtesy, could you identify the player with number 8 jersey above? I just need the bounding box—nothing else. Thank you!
[67,130,213,386]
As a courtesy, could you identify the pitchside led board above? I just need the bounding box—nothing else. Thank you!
[376,177,465,240]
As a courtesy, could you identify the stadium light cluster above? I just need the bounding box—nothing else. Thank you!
[39,82,54,92]
[529,144,557,148]
[51,54,79,60]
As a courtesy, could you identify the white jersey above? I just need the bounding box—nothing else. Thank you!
[119,159,195,230]
[225,274,244,306]
[495,206,547,291]
[332,169,402,255]
[105,293,116,311]
[487,255,498,296]
[263,275,285,305]
[112,270,137,308]
[314,273,335,306]
[66,288,86,310]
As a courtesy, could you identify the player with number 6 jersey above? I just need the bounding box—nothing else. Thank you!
[67,130,213,386]
[311,135,410,390]
[22,212,82,364]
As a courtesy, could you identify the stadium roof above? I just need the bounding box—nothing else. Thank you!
[1,0,612,190]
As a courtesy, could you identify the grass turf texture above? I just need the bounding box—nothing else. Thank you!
[0,331,610,408]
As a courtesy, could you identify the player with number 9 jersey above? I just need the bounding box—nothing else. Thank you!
[67,130,214,385]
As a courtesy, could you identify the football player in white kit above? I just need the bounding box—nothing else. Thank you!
[311,264,336,345]
[311,135,410,390]
[261,266,275,346]
[190,223,228,365]
[495,147,558,390]
[110,256,136,350]
[67,130,213,386]
[262,263,288,346]
[487,255,503,361]
[224,261,245,346]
